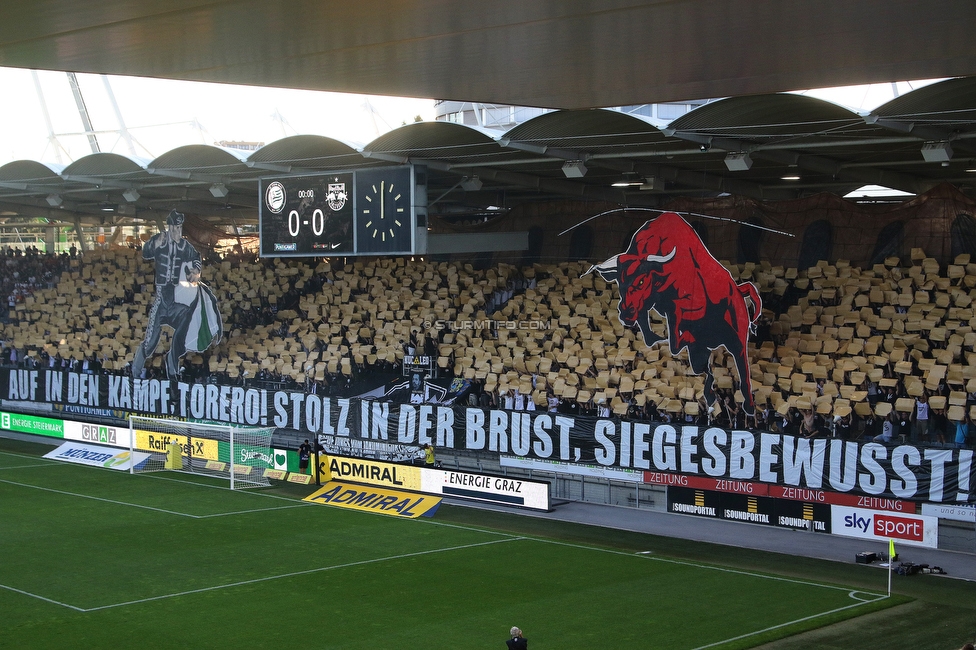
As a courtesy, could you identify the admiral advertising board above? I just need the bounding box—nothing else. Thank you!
[325,454,550,511]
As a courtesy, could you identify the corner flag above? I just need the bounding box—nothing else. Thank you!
[887,538,895,597]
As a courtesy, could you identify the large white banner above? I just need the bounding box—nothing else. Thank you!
[830,505,938,548]
[4,368,975,504]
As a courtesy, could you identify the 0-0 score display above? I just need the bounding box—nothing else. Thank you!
[259,166,416,257]
[260,173,355,257]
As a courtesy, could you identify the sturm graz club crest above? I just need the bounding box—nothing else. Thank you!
[265,181,286,214]
[327,180,348,211]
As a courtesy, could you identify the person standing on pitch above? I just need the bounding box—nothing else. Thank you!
[506,626,528,649]
[298,439,312,475]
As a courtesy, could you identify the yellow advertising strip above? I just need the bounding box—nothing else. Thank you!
[263,469,287,480]
[287,473,312,485]
[205,460,226,471]
[233,464,253,475]
[135,430,219,461]
[324,455,421,491]
[304,481,441,519]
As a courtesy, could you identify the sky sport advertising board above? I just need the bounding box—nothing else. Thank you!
[830,505,938,548]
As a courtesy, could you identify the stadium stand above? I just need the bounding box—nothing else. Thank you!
[0,242,973,449]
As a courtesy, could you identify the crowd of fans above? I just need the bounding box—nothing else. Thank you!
[0,241,973,449]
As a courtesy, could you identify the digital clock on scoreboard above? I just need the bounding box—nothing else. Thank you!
[259,166,420,258]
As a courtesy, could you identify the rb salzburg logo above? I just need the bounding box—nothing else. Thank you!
[586,212,761,414]
[327,182,348,211]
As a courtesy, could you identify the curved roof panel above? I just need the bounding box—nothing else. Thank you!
[873,77,976,123]
[149,144,251,173]
[364,121,530,167]
[247,135,366,170]
[0,160,64,182]
[502,109,667,156]
[669,94,866,139]
[61,152,150,179]
[367,122,498,155]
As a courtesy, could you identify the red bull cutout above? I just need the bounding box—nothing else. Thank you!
[587,212,761,414]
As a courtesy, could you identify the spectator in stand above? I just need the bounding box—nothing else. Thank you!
[833,409,852,439]
[799,407,820,439]
[874,412,895,444]
[546,389,559,413]
[912,393,930,444]
[897,410,912,443]
[513,389,525,411]
[502,389,514,410]
[929,405,948,445]
[953,411,970,450]
[861,411,879,441]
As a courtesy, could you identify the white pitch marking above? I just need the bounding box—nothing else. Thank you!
[0,477,197,518]
[521,536,885,596]
[689,597,888,650]
[0,583,86,612]
[197,504,313,518]
[82,536,525,612]
[0,463,57,471]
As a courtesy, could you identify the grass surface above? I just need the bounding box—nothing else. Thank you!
[1,437,971,649]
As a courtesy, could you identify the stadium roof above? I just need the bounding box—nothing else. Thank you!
[1,2,974,111]
[3,78,976,233]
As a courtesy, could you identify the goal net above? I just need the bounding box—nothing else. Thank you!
[128,416,276,489]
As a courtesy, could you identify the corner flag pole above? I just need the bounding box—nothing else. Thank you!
[887,538,895,597]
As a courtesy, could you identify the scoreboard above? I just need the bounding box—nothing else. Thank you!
[259,165,427,257]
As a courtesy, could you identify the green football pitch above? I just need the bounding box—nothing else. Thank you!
[0,438,959,650]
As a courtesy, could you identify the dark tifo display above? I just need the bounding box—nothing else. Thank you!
[2,368,973,505]
[259,165,417,257]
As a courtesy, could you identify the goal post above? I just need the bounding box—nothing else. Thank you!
[128,416,276,489]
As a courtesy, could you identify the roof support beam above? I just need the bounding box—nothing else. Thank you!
[667,131,932,195]
[865,115,976,157]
